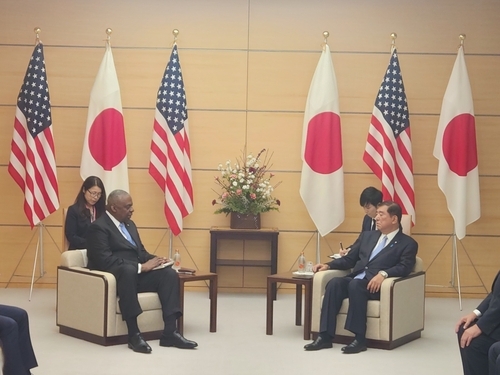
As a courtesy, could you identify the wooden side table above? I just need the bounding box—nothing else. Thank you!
[177,272,217,335]
[266,271,313,340]
[210,226,279,299]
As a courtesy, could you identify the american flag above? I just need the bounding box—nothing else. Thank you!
[149,44,193,236]
[363,48,415,224]
[9,44,59,228]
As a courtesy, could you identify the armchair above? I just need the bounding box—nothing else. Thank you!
[310,214,425,349]
[56,250,164,345]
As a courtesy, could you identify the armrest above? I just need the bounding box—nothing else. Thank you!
[378,271,425,341]
[57,266,117,337]
[311,269,350,332]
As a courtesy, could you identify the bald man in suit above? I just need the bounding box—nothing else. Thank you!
[305,201,418,354]
[86,189,197,354]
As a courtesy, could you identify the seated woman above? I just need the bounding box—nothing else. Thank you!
[0,304,38,375]
[65,176,106,250]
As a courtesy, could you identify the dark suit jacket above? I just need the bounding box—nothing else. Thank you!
[347,215,376,249]
[362,215,375,232]
[65,203,92,250]
[328,229,417,281]
[86,213,155,272]
[476,271,500,340]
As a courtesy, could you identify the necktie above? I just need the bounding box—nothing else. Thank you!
[371,219,376,231]
[355,235,388,280]
[119,223,136,246]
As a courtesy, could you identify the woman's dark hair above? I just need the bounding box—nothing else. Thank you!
[73,176,106,219]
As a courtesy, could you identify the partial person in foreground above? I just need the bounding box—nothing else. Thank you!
[0,304,38,375]
[65,176,106,250]
[304,201,417,354]
[489,341,500,375]
[455,270,500,375]
[86,189,197,353]
[338,186,383,257]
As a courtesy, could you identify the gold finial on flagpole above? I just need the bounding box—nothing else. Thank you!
[323,31,329,44]
[34,27,41,45]
[322,31,329,51]
[173,29,179,44]
[459,34,466,47]
[391,32,397,50]
[105,28,112,46]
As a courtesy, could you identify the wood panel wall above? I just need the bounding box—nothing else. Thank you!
[0,0,499,297]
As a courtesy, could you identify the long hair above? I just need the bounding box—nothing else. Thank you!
[73,176,106,219]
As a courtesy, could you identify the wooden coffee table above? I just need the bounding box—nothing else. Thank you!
[178,271,218,334]
[266,271,313,340]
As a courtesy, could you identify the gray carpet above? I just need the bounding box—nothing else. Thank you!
[1,288,473,375]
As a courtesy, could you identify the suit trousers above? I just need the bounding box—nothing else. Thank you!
[109,263,181,323]
[489,341,500,375]
[319,277,380,338]
[0,304,38,375]
[457,324,497,375]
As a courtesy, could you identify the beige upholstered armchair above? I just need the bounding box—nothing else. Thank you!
[56,250,164,345]
[310,215,425,349]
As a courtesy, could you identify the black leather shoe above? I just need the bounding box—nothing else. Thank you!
[342,339,367,354]
[128,333,152,353]
[304,335,333,351]
[160,331,198,349]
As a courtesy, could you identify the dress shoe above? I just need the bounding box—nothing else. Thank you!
[128,333,152,353]
[159,331,198,349]
[342,339,367,354]
[304,335,333,351]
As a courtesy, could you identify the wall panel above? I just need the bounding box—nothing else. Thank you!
[0,0,498,299]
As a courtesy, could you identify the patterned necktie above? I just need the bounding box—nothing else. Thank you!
[119,223,136,246]
[355,235,388,280]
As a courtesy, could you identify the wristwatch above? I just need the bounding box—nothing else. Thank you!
[378,270,388,278]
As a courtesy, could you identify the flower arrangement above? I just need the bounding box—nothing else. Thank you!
[212,149,281,215]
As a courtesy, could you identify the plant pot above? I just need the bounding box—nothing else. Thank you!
[230,212,261,229]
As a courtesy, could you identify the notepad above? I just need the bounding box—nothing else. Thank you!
[153,260,174,270]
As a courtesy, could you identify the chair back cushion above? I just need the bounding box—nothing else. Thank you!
[61,249,88,268]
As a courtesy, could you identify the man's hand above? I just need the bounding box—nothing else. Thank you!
[313,263,329,273]
[366,274,385,293]
[455,312,478,333]
[141,257,169,272]
[459,324,482,348]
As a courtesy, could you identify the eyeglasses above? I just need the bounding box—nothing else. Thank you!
[86,190,102,198]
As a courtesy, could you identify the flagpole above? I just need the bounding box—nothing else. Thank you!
[29,27,44,300]
[450,228,463,310]
[169,229,173,259]
[316,231,321,264]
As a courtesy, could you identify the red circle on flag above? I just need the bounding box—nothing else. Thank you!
[304,112,342,174]
[88,108,126,171]
[442,113,477,177]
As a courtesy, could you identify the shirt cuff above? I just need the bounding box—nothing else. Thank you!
[138,263,142,274]
[473,309,482,317]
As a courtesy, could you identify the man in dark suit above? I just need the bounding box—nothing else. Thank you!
[339,187,383,257]
[0,304,38,375]
[86,189,197,354]
[304,201,418,353]
[456,271,500,375]
[489,341,500,375]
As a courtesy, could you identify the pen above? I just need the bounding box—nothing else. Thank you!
[340,242,344,250]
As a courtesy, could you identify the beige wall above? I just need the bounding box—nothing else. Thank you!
[0,0,499,297]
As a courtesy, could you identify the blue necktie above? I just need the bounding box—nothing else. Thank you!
[119,223,136,246]
[355,235,388,280]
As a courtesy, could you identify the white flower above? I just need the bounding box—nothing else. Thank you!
[232,181,238,187]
